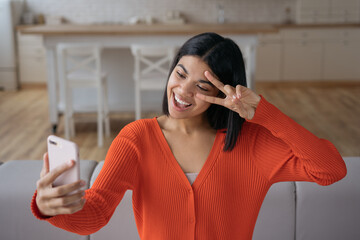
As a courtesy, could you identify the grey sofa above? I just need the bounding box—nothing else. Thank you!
[0,157,359,240]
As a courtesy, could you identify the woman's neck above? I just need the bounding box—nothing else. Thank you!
[158,114,212,135]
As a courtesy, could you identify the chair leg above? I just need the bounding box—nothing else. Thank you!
[135,81,141,120]
[97,85,104,147]
[64,88,71,140]
[103,79,110,137]
[69,90,75,138]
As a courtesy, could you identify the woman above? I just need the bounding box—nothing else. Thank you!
[32,33,347,239]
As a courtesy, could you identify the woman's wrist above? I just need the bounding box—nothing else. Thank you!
[253,94,261,108]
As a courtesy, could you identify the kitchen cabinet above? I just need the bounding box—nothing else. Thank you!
[255,27,360,81]
[281,29,324,81]
[255,34,282,81]
[282,41,323,80]
[17,32,47,84]
[323,37,360,80]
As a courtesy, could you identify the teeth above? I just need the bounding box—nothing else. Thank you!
[175,94,191,106]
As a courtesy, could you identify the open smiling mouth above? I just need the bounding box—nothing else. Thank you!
[173,93,192,110]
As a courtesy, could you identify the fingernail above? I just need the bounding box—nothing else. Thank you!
[237,93,241,99]
[67,160,74,166]
[232,95,236,99]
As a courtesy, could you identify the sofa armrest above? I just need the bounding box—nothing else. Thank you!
[0,160,97,240]
[296,156,360,240]
[253,182,296,240]
[89,161,140,240]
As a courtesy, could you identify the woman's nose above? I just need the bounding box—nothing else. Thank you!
[179,81,194,97]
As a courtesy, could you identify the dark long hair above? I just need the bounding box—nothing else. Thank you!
[162,32,247,151]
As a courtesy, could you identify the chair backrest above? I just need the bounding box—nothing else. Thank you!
[131,45,176,88]
[57,44,102,87]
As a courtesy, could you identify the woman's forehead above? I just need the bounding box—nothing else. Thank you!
[177,56,211,73]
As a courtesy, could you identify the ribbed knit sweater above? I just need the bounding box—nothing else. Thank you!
[31,96,347,239]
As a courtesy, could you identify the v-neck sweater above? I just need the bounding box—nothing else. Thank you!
[31,96,347,240]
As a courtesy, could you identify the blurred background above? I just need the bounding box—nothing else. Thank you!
[0,0,359,162]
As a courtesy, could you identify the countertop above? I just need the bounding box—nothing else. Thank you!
[16,23,278,35]
[17,23,360,36]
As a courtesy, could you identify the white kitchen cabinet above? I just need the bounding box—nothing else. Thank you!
[255,41,282,81]
[281,29,324,81]
[255,28,360,82]
[323,40,360,80]
[321,28,360,80]
[282,41,323,81]
[17,32,47,84]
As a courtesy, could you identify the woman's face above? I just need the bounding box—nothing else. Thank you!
[166,55,219,119]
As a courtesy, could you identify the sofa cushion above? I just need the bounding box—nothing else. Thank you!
[90,161,140,240]
[0,159,97,240]
[296,156,360,240]
[252,182,296,240]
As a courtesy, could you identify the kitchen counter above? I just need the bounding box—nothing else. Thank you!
[17,23,278,35]
[276,23,360,29]
[17,23,360,36]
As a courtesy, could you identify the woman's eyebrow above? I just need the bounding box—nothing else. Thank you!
[199,79,215,87]
[177,64,188,74]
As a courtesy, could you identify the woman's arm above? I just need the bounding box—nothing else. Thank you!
[196,71,346,185]
[247,96,347,185]
[31,129,140,235]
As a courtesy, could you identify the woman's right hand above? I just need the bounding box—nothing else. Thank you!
[36,153,86,217]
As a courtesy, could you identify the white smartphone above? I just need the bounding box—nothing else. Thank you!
[47,135,80,188]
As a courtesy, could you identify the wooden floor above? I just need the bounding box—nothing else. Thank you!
[0,81,359,163]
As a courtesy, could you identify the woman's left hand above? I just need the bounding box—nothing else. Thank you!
[196,71,261,120]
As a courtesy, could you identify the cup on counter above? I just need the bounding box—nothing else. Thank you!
[45,15,63,25]
[145,16,155,25]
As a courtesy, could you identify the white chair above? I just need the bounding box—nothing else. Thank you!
[57,44,110,147]
[131,45,176,120]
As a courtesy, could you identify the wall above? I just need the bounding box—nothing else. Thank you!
[24,0,296,24]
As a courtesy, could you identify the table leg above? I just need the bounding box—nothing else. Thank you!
[45,47,59,132]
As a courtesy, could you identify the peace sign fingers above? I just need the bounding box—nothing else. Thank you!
[204,71,233,96]
[197,70,261,120]
[195,93,225,106]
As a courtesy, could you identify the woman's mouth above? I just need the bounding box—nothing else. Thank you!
[172,93,192,111]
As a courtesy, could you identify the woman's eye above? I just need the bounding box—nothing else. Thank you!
[197,85,209,92]
[176,71,186,79]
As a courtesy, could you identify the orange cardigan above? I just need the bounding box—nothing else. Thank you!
[31,97,346,239]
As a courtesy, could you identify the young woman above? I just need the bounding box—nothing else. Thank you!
[32,33,347,239]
